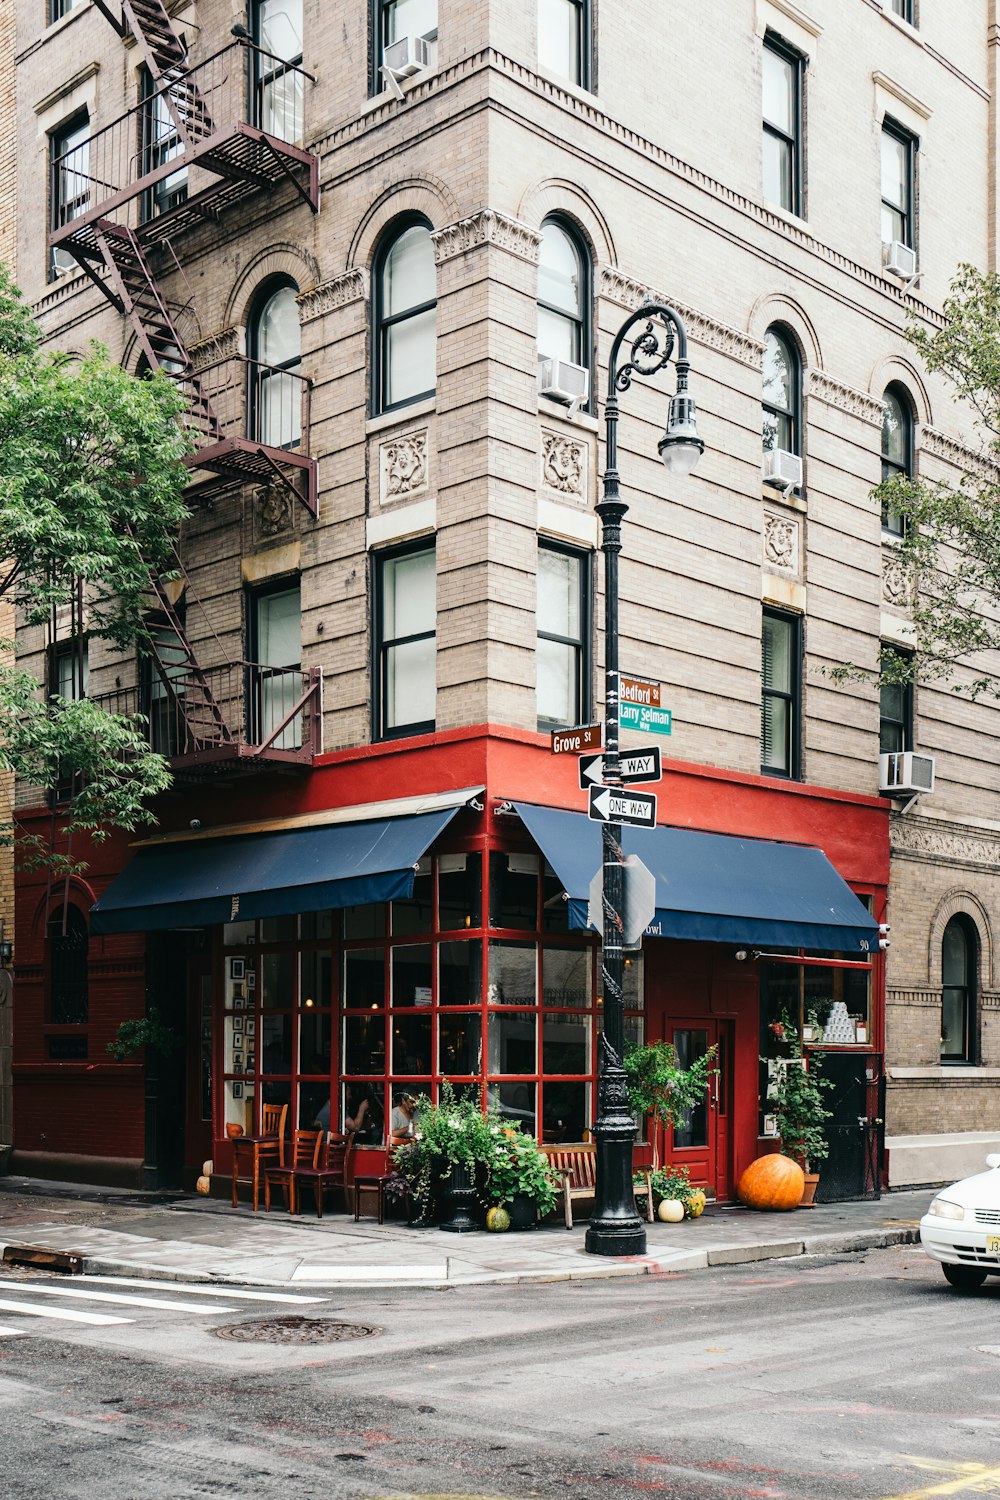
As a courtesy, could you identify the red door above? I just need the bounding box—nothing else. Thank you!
[662,1019,733,1199]
[185,956,215,1174]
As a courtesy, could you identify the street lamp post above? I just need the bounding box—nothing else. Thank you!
[585,303,704,1258]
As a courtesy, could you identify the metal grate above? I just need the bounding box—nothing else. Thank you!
[975,1210,1000,1226]
[213,1316,381,1344]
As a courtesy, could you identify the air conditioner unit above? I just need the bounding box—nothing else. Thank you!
[383,34,430,76]
[762,447,803,492]
[883,240,917,279]
[537,355,590,409]
[879,750,935,796]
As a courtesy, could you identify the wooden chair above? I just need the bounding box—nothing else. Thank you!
[264,1128,321,1215]
[231,1102,288,1211]
[292,1133,352,1218]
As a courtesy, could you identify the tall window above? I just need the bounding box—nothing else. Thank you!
[252,0,304,143]
[50,112,89,278]
[374,219,436,413]
[881,120,916,250]
[537,216,590,376]
[249,279,301,449]
[762,326,800,455]
[538,0,590,88]
[762,35,803,215]
[141,70,188,221]
[879,644,913,755]
[537,542,590,731]
[249,581,303,749]
[47,905,88,1027]
[375,543,436,738]
[941,915,976,1064]
[889,0,914,23]
[881,383,913,536]
[761,607,801,778]
[374,0,437,90]
[50,0,86,20]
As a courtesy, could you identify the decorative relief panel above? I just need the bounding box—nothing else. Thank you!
[882,549,910,607]
[380,429,429,503]
[432,211,541,266]
[598,268,764,369]
[807,371,885,426]
[255,484,294,542]
[296,268,369,322]
[890,818,1000,870]
[763,511,800,575]
[541,429,588,503]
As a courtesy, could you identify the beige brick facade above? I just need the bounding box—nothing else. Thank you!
[12,0,1000,1181]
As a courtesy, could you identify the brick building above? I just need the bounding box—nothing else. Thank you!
[7,0,997,1196]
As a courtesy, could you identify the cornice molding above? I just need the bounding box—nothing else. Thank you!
[920,425,1000,478]
[432,211,541,265]
[808,370,885,425]
[598,268,764,368]
[890,815,1000,869]
[296,268,369,321]
[188,327,241,369]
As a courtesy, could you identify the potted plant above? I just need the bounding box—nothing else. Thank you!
[770,1037,833,1205]
[487,1131,559,1230]
[624,1039,719,1173]
[106,1006,180,1063]
[392,1080,505,1230]
[648,1164,706,1222]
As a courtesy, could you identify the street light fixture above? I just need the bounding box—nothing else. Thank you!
[586,302,703,1258]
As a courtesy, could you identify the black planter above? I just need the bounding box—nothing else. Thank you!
[440,1161,478,1233]
[506,1192,538,1231]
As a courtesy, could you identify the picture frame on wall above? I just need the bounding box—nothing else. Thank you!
[246,970,256,990]
[245,1018,256,1037]
[232,1081,243,1099]
[233,995,245,1011]
[233,1053,243,1071]
[230,958,246,981]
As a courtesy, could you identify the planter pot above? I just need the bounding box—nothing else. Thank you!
[440,1161,478,1233]
[506,1193,537,1231]
[800,1172,820,1207]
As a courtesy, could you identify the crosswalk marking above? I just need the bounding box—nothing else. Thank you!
[77,1275,327,1304]
[0,1297,131,1326]
[0,1326,24,1337]
[4,1284,237,1315]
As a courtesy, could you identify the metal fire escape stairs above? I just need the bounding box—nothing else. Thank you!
[142,568,236,758]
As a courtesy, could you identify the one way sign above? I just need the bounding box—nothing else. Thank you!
[579,746,661,790]
[588,785,657,829]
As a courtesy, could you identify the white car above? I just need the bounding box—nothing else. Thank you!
[920,1153,1000,1290]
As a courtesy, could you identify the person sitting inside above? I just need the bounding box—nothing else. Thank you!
[344,1084,382,1143]
[389,1090,417,1145]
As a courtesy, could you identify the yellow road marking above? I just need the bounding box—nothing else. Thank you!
[883,1459,1000,1498]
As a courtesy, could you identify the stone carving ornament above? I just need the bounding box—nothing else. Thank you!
[381,430,428,499]
[256,485,293,537]
[542,431,585,497]
[764,513,798,572]
[882,550,909,606]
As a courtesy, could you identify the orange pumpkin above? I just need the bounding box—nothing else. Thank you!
[737,1154,804,1212]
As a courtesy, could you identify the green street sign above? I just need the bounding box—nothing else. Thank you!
[620,702,672,736]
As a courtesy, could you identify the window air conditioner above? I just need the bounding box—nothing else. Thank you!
[762,447,803,492]
[537,355,590,410]
[883,240,917,279]
[383,35,430,76]
[879,751,935,796]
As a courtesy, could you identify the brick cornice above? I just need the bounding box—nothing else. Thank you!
[598,268,764,368]
[296,268,369,322]
[432,211,541,265]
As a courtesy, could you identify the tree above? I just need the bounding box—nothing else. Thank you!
[0,261,192,867]
[624,1040,718,1172]
[868,264,1000,699]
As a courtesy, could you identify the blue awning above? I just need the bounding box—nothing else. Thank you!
[91,807,462,935]
[513,802,878,954]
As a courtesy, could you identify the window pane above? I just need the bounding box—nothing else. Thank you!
[542,1080,588,1142]
[257,0,302,59]
[539,221,584,319]
[673,1029,709,1148]
[391,858,432,935]
[762,331,793,415]
[537,306,579,365]
[439,941,482,1005]
[438,855,482,931]
[541,946,591,1007]
[542,1012,590,1073]
[489,854,538,929]
[391,943,433,1007]
[261,951,294,1009]
[256,587,300,668]
[440,1012,482,1073]
[392,1012,432,1073]
[385,636,435,728]
[343,904,386,940]
[762,132,792,209]
[385,0,437,44]
[487,1012,537,1074]
[261,1012,292,1072]
[385,306,436,405]
[761,694,789,772]
[343,1015,386,1074]
[538,548,581,637]
[384,225,435,315]
[537,636,576,726]
[538,0,580,81]
[298,1009,331,1075]
[489,1080,536,1133]
[345,948,385,1008]
[299,949,332,1011]
[941,990,967,1060]
[257,285,300,367]
[881,130,908,211]
[762,613,793,692]
[942,922,967,986]
[882,391,907,470]
[488,940,536,1005]
[762,46,794,134]
[384,549,435,638]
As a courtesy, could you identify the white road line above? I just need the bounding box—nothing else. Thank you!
[0,1297,130,1326]
[0,1326,24,1337]
[5,1284,237,1314]
[77,1275,327,1304]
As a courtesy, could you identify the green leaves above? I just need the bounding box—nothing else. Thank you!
[624,1040,719,1171]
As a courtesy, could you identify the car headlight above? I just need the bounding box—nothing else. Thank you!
[928,1196,965,1221]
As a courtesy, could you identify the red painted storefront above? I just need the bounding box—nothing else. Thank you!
[13,726,890,1200]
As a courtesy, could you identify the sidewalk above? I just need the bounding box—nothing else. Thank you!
[0,1176,930,1290]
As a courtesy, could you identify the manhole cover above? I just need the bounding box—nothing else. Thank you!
[214,1316,381,1345]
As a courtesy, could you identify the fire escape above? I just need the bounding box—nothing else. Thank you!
[49,1,322,777]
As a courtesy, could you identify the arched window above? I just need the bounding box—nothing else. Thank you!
[941,914,977,1063]
[248,278,301,449]
[881,382,913,536]
[47,905,88,1026]
[537,217,590,374]
[374,218,436,413]
[762,325,800,455]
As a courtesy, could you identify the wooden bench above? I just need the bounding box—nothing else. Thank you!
[541,1143,654,1229]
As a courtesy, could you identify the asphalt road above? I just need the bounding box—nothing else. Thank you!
[0,1245,996,1500]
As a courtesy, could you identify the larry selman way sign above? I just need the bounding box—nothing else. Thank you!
[588,785,657,829]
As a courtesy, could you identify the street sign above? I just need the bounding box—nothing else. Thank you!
[620,702,673,737]
[619,675,661,708]
[578,746,662,790]
[588,855,657,948]
[588,784,657,828]
[551,722,603,754]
